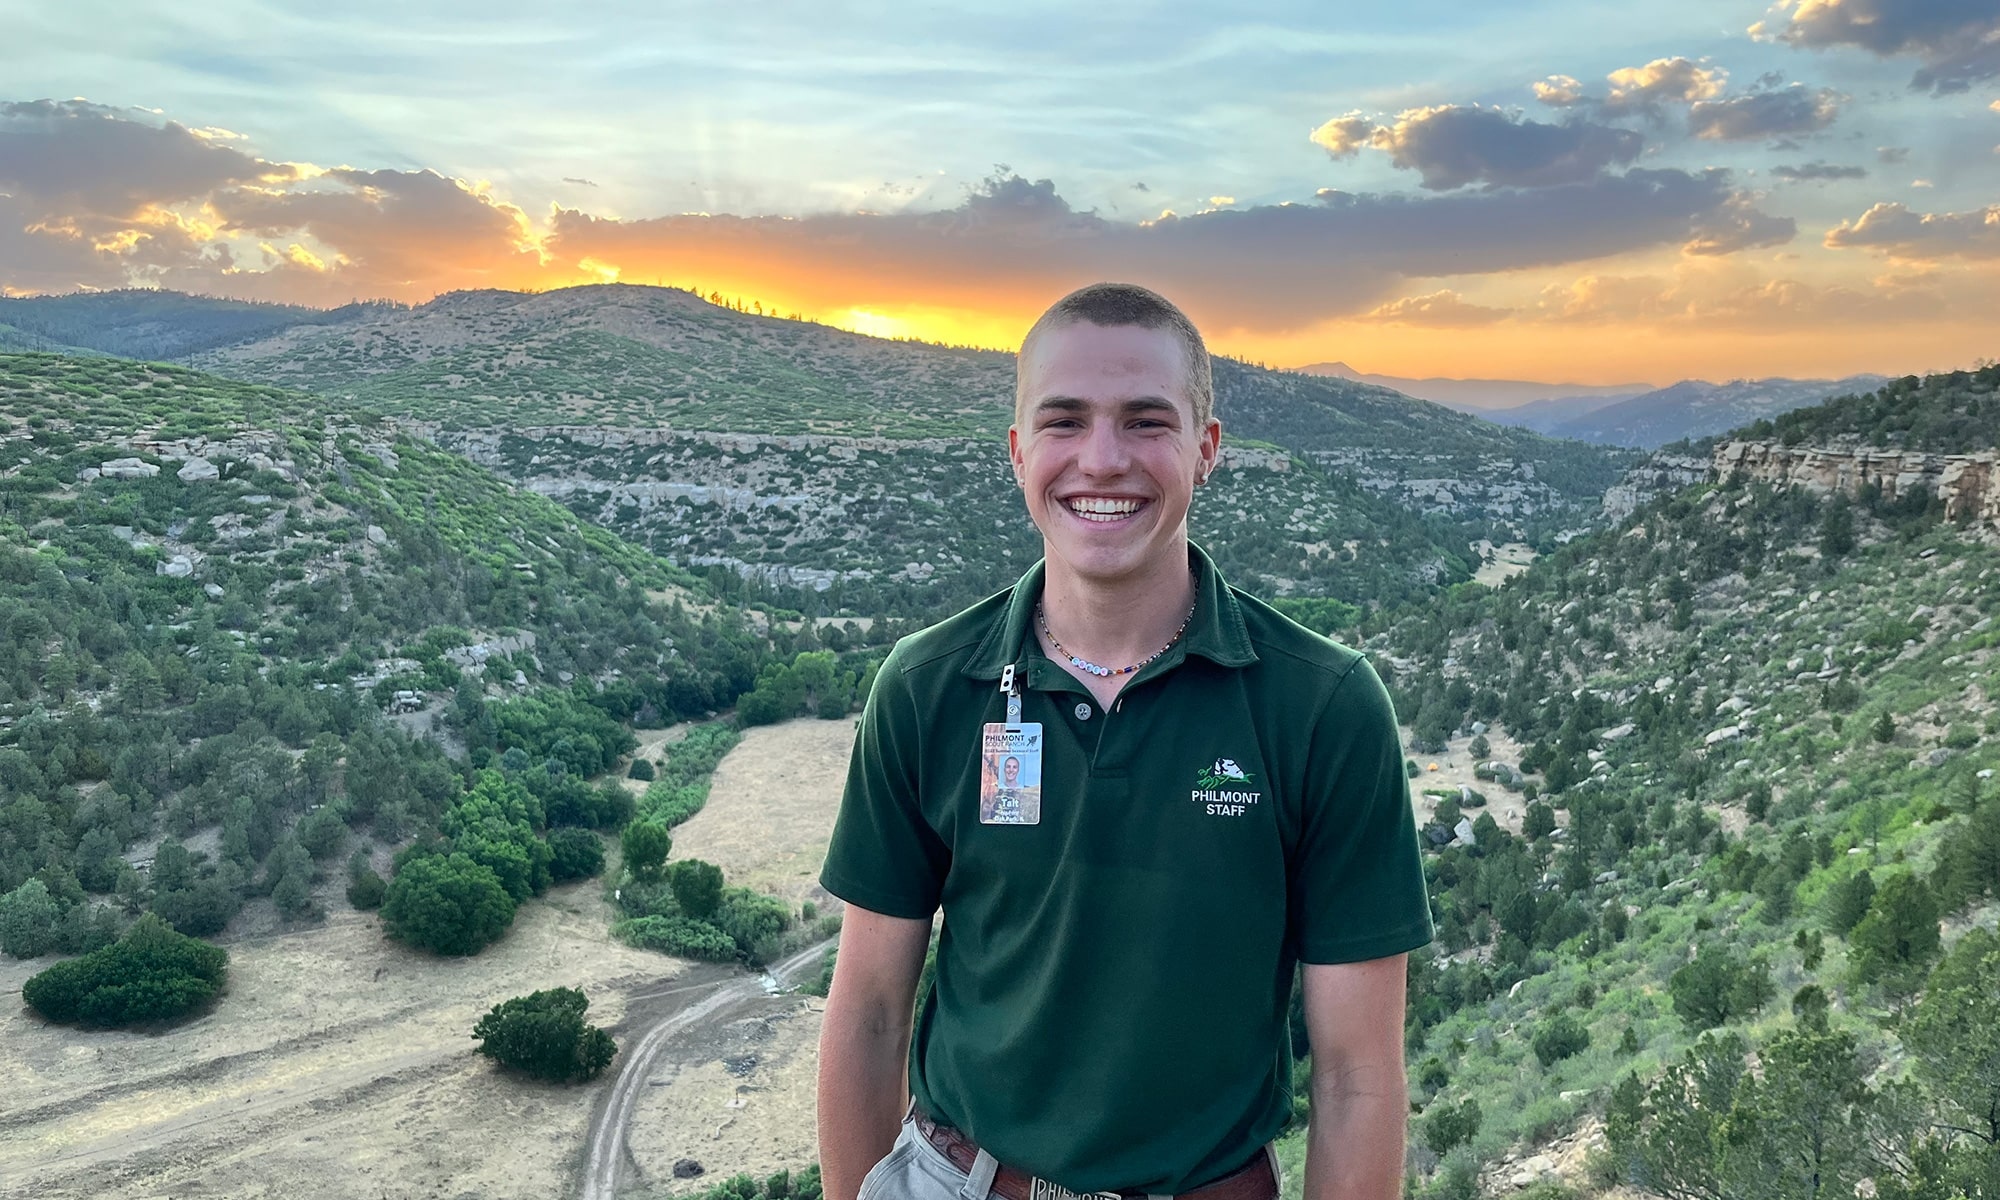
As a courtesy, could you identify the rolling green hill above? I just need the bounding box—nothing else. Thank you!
[1331,368,2000,1196]
[0,352,833,959]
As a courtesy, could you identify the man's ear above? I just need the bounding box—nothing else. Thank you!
[1197,417,1222,482]
[1008,425,1025,486]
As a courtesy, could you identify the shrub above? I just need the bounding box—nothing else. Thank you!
[612,915,738,961]
[627,757,655,781]
[23,913,226,1027]
[667,859,726,920]
[0,878,64,958]
[1422,1096,1481,1156]
[621,822,672,881]
[381,852,516,956]
[715,887,793,958]
[547,828,605,882]
[151,878,242,937]
[1532,1013,1590,1067]
[471,986,617,1083]
[347,866,388,910]
[1669,945,1775,1031]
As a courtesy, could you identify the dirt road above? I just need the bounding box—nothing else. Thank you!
[581,939,833,1200]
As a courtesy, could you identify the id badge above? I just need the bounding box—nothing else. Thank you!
[979,722,1043,825]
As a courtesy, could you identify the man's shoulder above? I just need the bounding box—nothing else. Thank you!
[882,586,1014,682]
[1228,586,1380,707]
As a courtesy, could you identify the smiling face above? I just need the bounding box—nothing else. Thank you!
[1003,756,1021,786]
[1010,320,1220,589]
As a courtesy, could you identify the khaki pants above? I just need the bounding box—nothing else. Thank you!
[857,1119,1275,1200]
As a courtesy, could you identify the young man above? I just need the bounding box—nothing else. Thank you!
[817,283,1432,1200]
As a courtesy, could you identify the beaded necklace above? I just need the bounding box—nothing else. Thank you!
[1035,593,1197,679]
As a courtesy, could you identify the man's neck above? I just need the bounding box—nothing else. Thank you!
[1037,542,1198,673]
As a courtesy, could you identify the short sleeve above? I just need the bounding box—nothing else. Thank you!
[1289,657,1435,964]
[818,645,950,919]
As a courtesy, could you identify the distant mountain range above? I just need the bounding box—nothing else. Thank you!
[1494,374,1892,448]
[1294,361,1652,411]
[1295,360,1892,450]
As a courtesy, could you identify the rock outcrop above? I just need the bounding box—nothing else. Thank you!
[1711,441,2000,525]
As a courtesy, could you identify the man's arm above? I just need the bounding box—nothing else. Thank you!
[817,904,933,1200]
[1301,954,1410,1200]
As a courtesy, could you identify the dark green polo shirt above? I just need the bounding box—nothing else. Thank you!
[820,545,1432,1192]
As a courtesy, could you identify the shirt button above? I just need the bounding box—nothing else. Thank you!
[1074,702,1093,721]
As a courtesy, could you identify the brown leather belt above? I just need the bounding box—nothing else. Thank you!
[912,1113,1277,1200]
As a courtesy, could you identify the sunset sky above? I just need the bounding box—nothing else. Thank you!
[4,0,1998,384]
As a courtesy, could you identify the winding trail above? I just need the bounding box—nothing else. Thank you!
[580,940,833,1200]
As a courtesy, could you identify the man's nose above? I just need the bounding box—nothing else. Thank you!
[1074,420,1128,476]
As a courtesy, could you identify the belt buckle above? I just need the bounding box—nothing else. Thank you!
[1028,1180,1121,1200]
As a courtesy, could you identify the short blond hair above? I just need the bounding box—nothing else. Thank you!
[1015,282,1214,426]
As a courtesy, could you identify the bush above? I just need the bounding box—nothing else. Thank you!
[547,828,606,882]
[23,913,226,1027]
[627,757,655,781]
[347,866,388,910]
[612,915,739,961]
[1532,1013,1591,1067]
[715,887,793,958]
[471,986,617,1083]
[1422,1096,1481,1156]
[0,878,64,958]
[381,852,516,956]
[667,859,726,920]
[151,878,242,937]
[1669,945,1775,1031]
[621,822,672,881]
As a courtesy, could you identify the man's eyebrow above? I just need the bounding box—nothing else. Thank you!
[1031,395,1181,415]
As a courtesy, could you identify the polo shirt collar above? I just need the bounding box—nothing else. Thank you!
[961,540,1258,680]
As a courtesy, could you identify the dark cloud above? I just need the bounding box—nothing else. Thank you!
[1313,105,1644,190]
[1878,145,1912,163]
[1683,192,1798,255]
[0,99,292,218]
[1757,0,2000,94]
[1824,201,2000,259]
[562,177,598,187]
[210,167,540,292]
[1772,161,1870,181]
[1688,86,1842,141]
[549,168,1764,329]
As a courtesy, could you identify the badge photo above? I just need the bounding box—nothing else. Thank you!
[979,722,1043,825]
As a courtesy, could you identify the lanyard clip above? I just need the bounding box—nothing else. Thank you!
[999,664,1023,729]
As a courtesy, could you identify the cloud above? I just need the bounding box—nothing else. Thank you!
[1877,145,1911,163]
[1683,191,1798,254]
[549,168,1757,330]
[1534,266,1944,328]
[0,101,1790,333]
[1308,113,1375,158]
[1755,0,2000,95]
[562,177,598,187]
[1602,57,1730,115]
[1313,105,1644,190]
[1358,289,1512,326]
[1532,75,1586,107]
[1824,200,2000,259]
[1688,85,1842,140]
[1772,161,1869,181]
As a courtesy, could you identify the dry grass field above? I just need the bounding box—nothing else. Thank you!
[669,718,857,912]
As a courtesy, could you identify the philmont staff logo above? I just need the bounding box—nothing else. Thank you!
[1192,758,1261,816]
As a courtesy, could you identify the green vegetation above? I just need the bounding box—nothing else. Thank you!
[22,914,226,1027]
[1749,363,2000,451]
[470,986,617,1083]
[381,852,516,956]
[691,1166,823,1200]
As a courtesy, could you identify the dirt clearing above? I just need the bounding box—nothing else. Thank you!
[0,881,684,1200]
[669,717,858,911]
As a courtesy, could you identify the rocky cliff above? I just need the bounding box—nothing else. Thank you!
[1711,441,2000,525]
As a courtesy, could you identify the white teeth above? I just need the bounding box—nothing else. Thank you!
[1067,497,1141,521]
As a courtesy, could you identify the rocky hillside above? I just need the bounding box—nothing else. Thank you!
[0,352,808,949]
[1356,368,2000,1196]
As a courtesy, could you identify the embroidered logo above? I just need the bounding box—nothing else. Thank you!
[1192,758,1261,816]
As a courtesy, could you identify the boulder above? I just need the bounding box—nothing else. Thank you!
[157,555,195,578]
[99,457,159,479]
[176,457,220,482]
